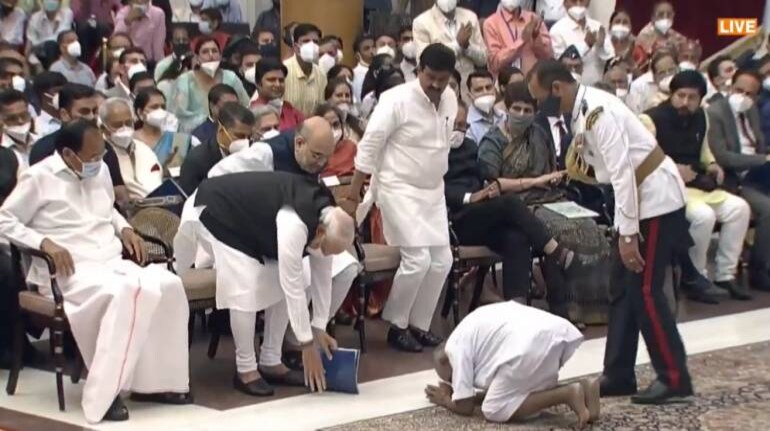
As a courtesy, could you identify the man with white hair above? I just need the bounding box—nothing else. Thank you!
[175,171,355,396]
[251,104,281,142]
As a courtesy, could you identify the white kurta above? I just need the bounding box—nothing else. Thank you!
[355,80,457,247]
[446,301,583,422]
[0,153,189,423]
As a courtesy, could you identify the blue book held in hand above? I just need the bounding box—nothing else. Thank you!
[321,348,360,394]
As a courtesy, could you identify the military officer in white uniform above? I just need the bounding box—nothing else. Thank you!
[528,60,694,405]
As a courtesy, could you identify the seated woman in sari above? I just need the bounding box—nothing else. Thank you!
[133,88,200,175]
[478,82,611,325]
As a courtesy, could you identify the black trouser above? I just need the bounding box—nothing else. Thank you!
[0,251,15,360]
[741,183,770,287]
[452,194,552,300]
[603,209,692,391]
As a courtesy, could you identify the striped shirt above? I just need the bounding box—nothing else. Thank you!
[283,55,327,118]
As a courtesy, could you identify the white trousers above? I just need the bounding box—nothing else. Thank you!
[686,194,751,282]
[57,260,189,423]
[382,246,453,331]
[230,263,358,372]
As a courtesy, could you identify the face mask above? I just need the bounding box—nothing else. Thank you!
[319,53,336,74]
[336,103,351,114]
[189,0,203,7]
[616,88,629,99]
[198,21,213,35]
[5,122,31,143]
[678,61,697,71]
[449,130,465,149]
[67,41,82,58]
[244,66,257,84]
[376,45,396,58]
[74,154,102,179]
[401,41,417,60]
[508,113,534,132]
[332,128,343,142]
[658,74,673,93]
[228,138,249,153]
[571,72,582,84]
[473,94,496,114]
[134,4,147,14]
[145,108,169,128]
[763,77,770,92]
[107,126,134,149]
[500,0,522,12]
[11,75,25,92]
[262,128,280,140]
[173,42,189,58]
[45,92,60,110]
[299,41,320,63]
[112,47,125,59]
[336,51,344,63]
[540,94,562,117]
[610,24,630,40]
[654,18,673,34]
[216,0,229,7]
[567,6,587,21]
[436,0,456,14]
[728,93,753,114]
[268,98,283,110]
[127,62,147,80]
[43,0,59,12]
[200,61,220,77]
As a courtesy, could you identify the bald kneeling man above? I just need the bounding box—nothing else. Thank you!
[427,302,599,428]
[175,171,355,396]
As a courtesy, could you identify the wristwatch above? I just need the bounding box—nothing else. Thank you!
[622,235,634,244]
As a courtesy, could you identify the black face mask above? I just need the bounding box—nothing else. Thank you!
[539,94,562,117]
[173,42,190,59]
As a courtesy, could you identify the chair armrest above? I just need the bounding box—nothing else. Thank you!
[10,243,65,306]
[11,243,57,276]
[446,208,460,248]
[136,231,172,259]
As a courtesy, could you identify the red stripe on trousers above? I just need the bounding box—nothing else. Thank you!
[641,218,680,389]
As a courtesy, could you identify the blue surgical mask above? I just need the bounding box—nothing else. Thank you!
[74,154,102,179]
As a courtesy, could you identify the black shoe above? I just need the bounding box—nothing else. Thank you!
[387,326,423,352]
[281,350,303,371]
[102,397,129,422]
[257,367,306,387]
[715,280,753,300]
[681,275,720,304]
[335,311,354,326]
[130,392,194,405]
[599,375,637,397]
[630,380,693,405]
[232,374,274,396]
[409,327,443,347]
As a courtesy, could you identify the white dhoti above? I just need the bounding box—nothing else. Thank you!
[40,259,189,423]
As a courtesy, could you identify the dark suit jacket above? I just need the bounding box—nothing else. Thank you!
[179,137,223,195]
[706,97,767,188]
[444,138,484,213]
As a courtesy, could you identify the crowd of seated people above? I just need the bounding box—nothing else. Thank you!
[0,0,769,424]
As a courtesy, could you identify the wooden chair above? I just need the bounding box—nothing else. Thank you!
[4,231,167,412]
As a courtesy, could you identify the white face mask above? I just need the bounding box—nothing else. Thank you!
[228,138,250,153]
[189,0,203,7]
[318,53,336,74]
[67,41,82,58]
[728,93,753,114]
[500,0,522,12]
[244,66,257,84]
[678,61,697,71]
[145,108,169,128]
[436,0,456,14]
[127,62,147,80]
[615,88,629,99]
[654,18,673,34]
[763,77,770,92]
[262,128,280,140]
[658,74,674,93]
[610,24,631,40]
[11,75,25,92]
[198,21,213,35]
[449,130,465,149]
[473,94,496,114]
[571,72,582,84]
[567,6,587,21]
[108,126,134,149]
[376,45,396,58]
[200,61,220,77]
[336,102,351,114]
[401,41,417,60]
[332,127,343,142]
[112,47,125,59]
[336,51,344,63]
[5,122,32,143]
[299,41,320,63]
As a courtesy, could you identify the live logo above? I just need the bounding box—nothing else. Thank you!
[717,18,759,36]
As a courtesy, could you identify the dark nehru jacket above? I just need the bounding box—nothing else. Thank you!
[195,171,335,263]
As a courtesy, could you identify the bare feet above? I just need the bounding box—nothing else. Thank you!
[580,377,601,423]
[565,382,590,429]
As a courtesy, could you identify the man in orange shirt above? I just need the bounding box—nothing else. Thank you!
[482,0,553,77]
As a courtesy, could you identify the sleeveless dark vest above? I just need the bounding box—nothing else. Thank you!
[267,130,310,177]
[195,171,334,263]
[646,101,706,168]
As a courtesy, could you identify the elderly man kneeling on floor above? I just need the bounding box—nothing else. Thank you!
[0,120,191,424]
[427,301,599,428]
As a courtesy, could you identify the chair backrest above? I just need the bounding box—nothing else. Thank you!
[129,207,181,254]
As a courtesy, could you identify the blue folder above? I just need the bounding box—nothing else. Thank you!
[321,348,360,394]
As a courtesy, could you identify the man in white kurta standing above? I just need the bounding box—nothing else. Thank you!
[343,43,458,352]
[0,120,191,423]
[426,301,598,427]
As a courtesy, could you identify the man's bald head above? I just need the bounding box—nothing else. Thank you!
[294,116,335,174]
